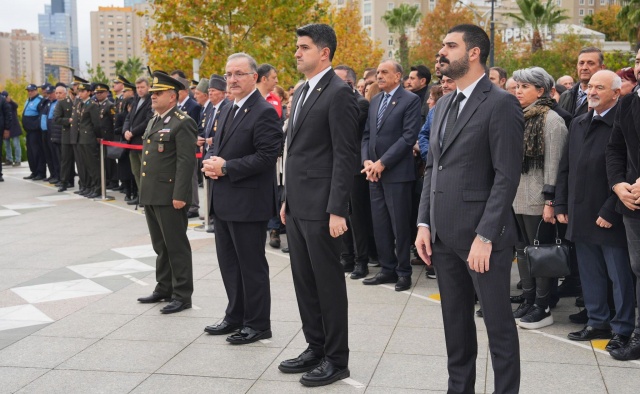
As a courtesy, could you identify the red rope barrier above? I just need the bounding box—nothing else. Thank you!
[101,140,203,158]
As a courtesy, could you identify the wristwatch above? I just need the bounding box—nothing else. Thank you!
[478,234,492,244]
[221,162,227,175]
[545,200,555,206]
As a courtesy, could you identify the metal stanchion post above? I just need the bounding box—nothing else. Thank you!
[94,141,115,201]
[194,164,209,232]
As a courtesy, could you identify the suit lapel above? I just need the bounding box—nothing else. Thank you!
[632,94,640,141]
[289,70,334,147]
[377,89,402,131]
[431,93,453,158]
[441,77,490,155]
[218,91,259,152]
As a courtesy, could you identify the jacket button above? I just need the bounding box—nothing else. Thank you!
[438,166,443,170]
[143,161,146,166]
[142,172,146,177]
[145,150,149,154]
[147,139,150,143]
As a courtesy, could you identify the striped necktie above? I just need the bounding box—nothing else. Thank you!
[376,93,390,129]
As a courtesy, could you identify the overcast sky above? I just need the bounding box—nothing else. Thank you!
[0,0,125,72]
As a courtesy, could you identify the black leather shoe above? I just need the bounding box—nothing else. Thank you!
[187,211,199,219]
[86,191,100,199]
[395,276,411,291]
[569,309,588,324]
[362,272,398,286]
[300,360,350,387]
[281,247,289,253]
[350,262,369,279]
[79,188,90,196]
[57,185,67,192]
[511,294,526,304]
[226,326,272,344]
[33,175,45,181]
[606,333,630,352]
[340,258,354,272]
[568,325,612,341]
[23,174,36,180]
[557,278,582,298]
[476,308,483,318]
[126,197,139,205]
[610,333,640,360]
[206,226,215,233]
[137,292,171,303]
[575,296,585,307]
[74,188,85,195]
[204,320,242,335]
[278,348,323,373]
[160,299,192,314]
[48,178,59,185]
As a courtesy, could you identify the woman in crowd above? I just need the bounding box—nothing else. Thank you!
[2,91,23,166]
[364,82,380,102]
[616,67,637,97]
[512,67,568,329]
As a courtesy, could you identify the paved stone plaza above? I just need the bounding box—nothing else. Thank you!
[0,163,638,393]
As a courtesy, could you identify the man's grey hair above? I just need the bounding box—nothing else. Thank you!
[380,59,403,75]
[227,53,258,73]
[512,67,554,98]
[135,76,149,85]
[55,85,67,93]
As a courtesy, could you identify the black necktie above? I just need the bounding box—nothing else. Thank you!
[219,104,239,143]
[292,82,310,130]
[441,92,466,148]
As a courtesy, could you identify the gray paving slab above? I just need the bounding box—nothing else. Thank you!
[130,374,254,394]
[15,370,149,394]
[600,364,640,394]
[105,315,212,344]
[386,326,489,359]
[0,324,50,341]
[58,339,186,373]
[247,380,366,394]
[0,336,97,368]
[156,342,282,379]
[32,312,135,339]
[0,366,49,394]
[518,360,606,394]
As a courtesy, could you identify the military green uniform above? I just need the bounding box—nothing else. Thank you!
[98,98,117,186]
[76,98,102,195]
[140,105,197,303]
[53,96,76,186]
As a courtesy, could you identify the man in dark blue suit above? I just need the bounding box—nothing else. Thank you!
[361,60,422,291]
[202,53,282,344]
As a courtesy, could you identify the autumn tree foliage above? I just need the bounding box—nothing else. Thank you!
[410,0,475,66]
[143,0,327,87]
[320,1,384,76]
[584,5,624,42]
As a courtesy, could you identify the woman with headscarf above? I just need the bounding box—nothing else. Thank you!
[512,67,569,330]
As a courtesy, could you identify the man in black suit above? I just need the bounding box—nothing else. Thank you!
[361,60,422,291]
[334,65,372,279]
[201,53,282,344]
[607,47,640,361]
[124,77,153,205]
[415,24,524,393]
[278,24,359,387]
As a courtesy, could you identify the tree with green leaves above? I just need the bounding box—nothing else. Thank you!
[85,63,109,84]
[584,5,624,42]
[382,4,421,72]
[506,0,569,52]
[618,0,640,48]
[115,57,145,83]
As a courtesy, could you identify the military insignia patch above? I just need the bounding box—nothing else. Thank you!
[158,143,164,153]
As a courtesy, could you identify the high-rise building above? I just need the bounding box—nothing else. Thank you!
[124,0,148,6]
[0,29,45,85]
[90,4,155,79]
[38,0,78,82]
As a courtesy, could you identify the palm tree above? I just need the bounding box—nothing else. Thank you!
[618,0,640,48]
[382,4,421,72]
[507,0,569,52]
[114,57,145,82]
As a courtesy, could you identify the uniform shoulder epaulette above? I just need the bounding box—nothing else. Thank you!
[173,110,185,120]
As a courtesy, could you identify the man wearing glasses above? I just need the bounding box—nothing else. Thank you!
[136,71,198,315]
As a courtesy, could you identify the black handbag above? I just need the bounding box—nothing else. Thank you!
[525,220,571,278]
[105,138,127,160]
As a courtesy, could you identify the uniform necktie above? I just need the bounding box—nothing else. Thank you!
[292,82,309,129]
[376,93,390,129]
[441,92,466,148]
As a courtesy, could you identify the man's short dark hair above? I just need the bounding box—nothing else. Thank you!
[490,66,507,81]
[170,69,187,79]
[578,47,604,65]
[296,23,337,61]
[257,63,276,83]
[364,69,376,80]
[410,65,432,86]
[334,65,357,85]
[448,24,491,66]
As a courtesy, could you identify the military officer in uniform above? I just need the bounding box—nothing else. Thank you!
[136,71,198,314]
[74,82,103,198]
[53,82,76,192]
[95,83,117,190]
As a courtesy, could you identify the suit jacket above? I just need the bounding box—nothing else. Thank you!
[98,99,115,141]
[606,93,640,219]
[354,93,369,175]
[552,101,572,129]
[180,97,201,126]
[361,86,422,183]
[205,89,282,222]
[555,105,626,248]
[198,101,213,138]
[124,95,153,145]
[558,83,588,118]
[53,97,74,144]
[418,76,524,251]
[139,105,197,205]
[284,69,359,220]
[0,96,11,132]
[76,99,102,144]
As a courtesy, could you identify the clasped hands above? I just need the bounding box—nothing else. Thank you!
[202,156,226,179]
[614,179,640,211]
[362,160,385,182]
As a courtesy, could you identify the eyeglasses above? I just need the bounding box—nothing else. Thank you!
[223,72,255,81]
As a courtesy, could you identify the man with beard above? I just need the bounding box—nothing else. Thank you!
[415,24,524,393]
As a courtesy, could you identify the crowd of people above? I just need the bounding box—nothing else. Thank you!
[2,21,640,391]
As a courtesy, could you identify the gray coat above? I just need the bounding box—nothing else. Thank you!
[513,108,568,216]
